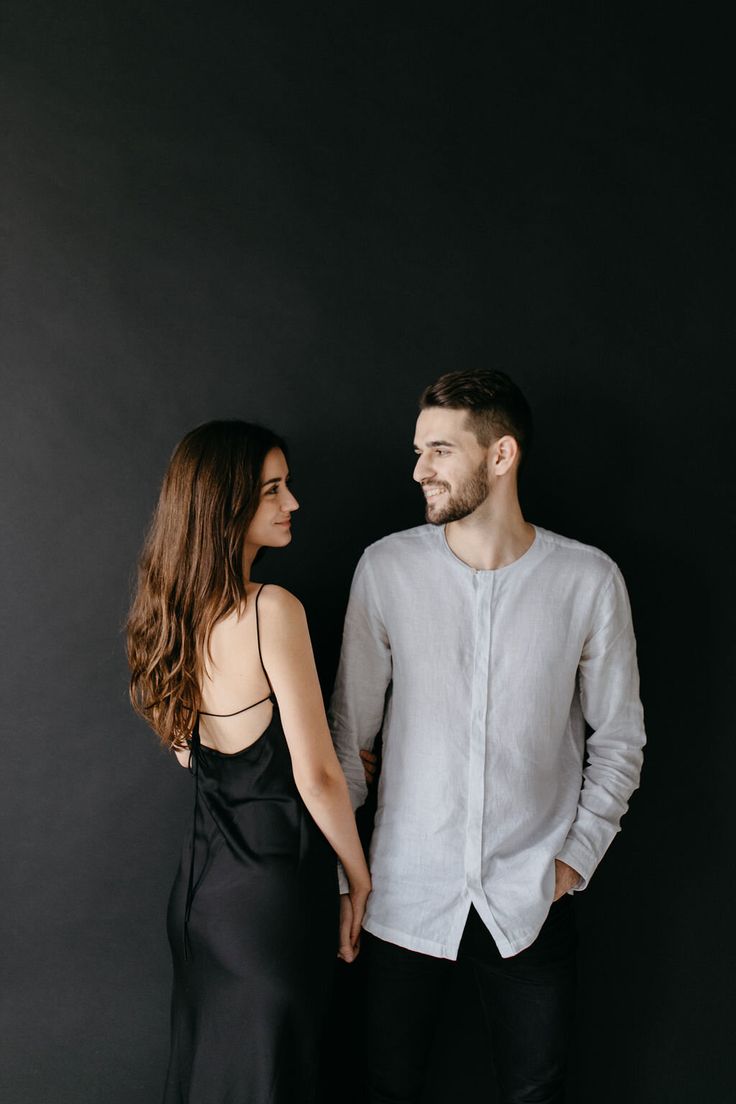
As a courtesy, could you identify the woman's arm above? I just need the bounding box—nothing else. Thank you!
[258,585,371,961]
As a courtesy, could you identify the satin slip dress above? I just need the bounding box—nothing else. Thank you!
[163,585,338,1104]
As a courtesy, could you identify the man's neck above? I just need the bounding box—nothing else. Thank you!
[444,503,535,572]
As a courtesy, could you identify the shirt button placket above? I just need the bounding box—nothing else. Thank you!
[465,572,493,896]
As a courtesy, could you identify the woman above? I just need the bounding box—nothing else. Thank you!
[127,421,371,1103]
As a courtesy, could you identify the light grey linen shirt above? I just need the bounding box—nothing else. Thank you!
[329,523,645,959]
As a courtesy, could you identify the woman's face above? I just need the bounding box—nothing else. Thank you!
[245,448,299,551]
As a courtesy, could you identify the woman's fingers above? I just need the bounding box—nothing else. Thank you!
[349,889,369,949]
[338,890,370,962]
[337,894,356,962]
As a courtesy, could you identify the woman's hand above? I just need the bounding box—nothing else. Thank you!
[338,879,371,963]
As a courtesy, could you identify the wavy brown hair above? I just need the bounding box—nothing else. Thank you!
[126,420,287,749]
[420,370,533,466]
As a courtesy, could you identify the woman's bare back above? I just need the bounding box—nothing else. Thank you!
[177,583,274,762]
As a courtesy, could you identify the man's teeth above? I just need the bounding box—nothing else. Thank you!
[425,487,445,499]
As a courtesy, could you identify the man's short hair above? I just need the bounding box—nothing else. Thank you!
[419,370,533,464]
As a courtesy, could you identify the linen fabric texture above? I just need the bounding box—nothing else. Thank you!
[329,524,646,959]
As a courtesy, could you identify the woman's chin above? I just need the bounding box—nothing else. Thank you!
[269,528,292,547]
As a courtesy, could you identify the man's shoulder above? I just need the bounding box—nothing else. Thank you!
[360,525,436,567]
[534,526,618,584]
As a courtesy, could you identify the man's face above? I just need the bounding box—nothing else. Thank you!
[413,408,490,525]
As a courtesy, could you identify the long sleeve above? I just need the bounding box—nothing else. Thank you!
[329,552,393,815]
[322,524,645,958]
[557,565,646,889]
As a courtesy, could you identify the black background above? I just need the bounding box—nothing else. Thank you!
[1,4,734,1101]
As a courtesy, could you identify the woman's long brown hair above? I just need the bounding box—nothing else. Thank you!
[126,420,287,749]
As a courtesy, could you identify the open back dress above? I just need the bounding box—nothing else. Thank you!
[163,585,338,1103]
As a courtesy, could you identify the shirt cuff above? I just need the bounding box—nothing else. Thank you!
[556,839,598,892]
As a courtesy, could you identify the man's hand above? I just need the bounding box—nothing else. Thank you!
[360,748,378,786]
[553,858,581,901]
[337,883,370,963]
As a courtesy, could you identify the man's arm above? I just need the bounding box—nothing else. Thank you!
[328,552,392,891]
[556,564,646,890]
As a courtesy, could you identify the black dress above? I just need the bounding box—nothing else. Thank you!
[163,587,338,1103]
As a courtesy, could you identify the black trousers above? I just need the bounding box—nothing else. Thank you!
[365,897,577,1104]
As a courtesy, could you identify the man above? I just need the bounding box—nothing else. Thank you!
[329,370,645,1104]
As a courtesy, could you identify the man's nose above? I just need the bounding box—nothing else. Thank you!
[413,454,433,483]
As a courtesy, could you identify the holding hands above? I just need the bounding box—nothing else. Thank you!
[338,880,371,963]
[335,747,377,962]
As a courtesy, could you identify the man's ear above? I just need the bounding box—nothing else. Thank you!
[491,435,520,476]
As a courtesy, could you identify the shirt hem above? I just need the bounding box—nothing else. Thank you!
[467,893,545,959]
[363,918,462,961]
[364,908,549,961]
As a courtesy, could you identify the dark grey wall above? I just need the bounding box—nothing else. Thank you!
[1,5,733,1102]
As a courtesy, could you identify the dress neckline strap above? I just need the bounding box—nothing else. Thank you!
[197,585,275,718]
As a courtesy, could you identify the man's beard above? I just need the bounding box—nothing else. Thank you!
[424,462,489,525]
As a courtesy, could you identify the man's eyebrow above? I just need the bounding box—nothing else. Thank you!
[413,439,456,449]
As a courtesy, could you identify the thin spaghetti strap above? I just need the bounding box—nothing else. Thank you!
[199,697,271,718]
[254,584,274,695]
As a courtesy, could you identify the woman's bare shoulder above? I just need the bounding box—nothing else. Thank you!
[256,584,305,618]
